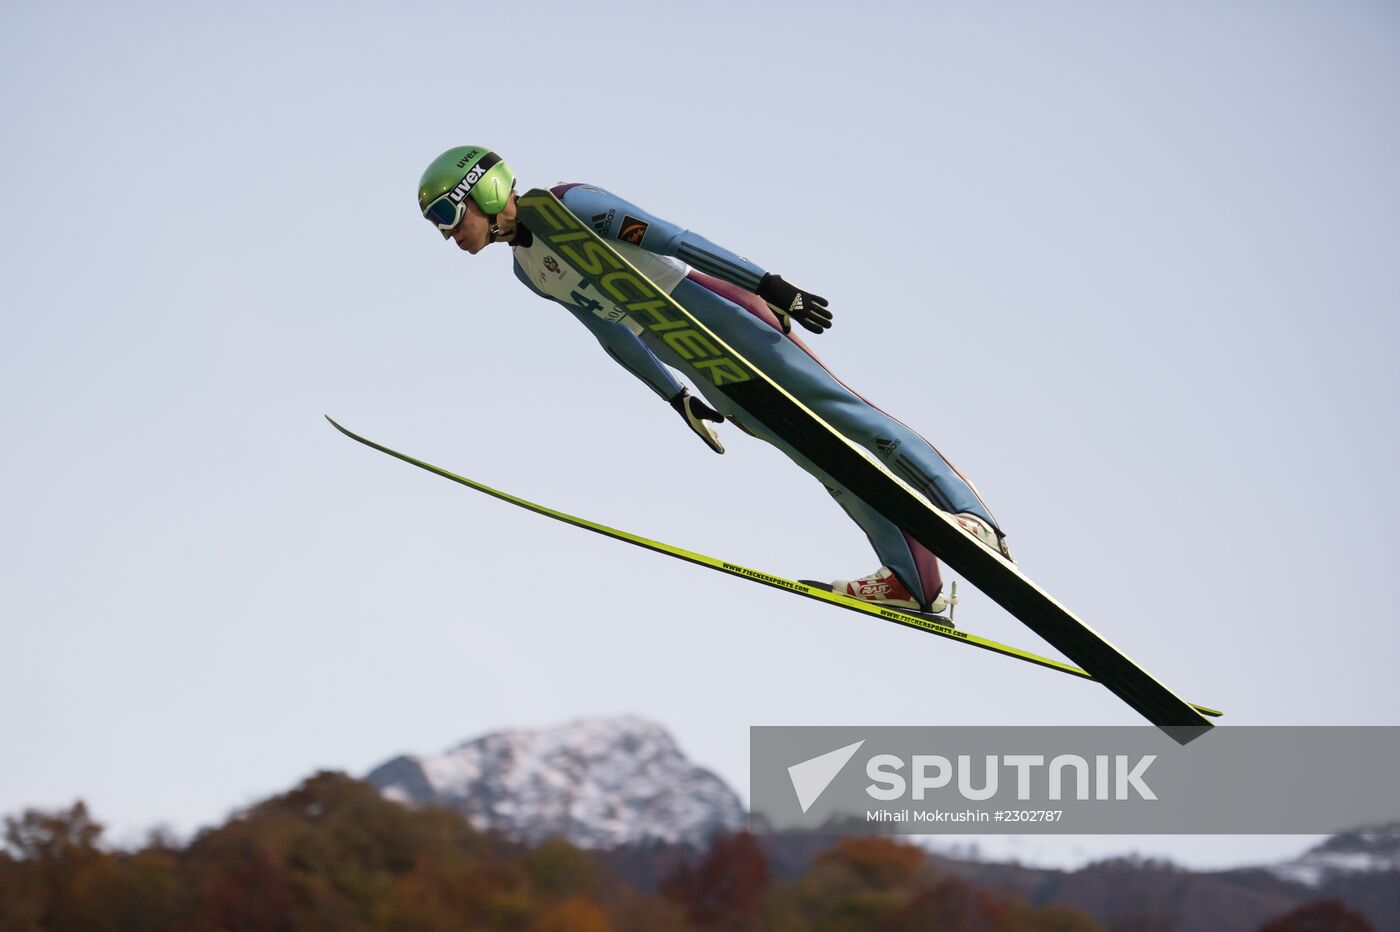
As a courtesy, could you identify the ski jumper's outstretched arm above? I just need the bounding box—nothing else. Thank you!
[510,183,771,402]
[555,184,769,291]
[509,183,816,453]
[555,184,831,334]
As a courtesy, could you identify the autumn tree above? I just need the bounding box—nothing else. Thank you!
[1258,899,1374,932]
[3,801,102,862]
[532,895,615,932]
[814,837,924,891]
[661,831,770,928]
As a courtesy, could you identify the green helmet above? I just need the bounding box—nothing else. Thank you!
[418,146,515,237]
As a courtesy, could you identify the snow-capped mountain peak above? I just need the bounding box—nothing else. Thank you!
[1269,823,1400,886]
[365,716,744,850]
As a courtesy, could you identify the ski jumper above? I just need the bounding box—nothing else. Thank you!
[510,184,1000,608]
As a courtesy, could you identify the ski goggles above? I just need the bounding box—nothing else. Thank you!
[421,152,505,234]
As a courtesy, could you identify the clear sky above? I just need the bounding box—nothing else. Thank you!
[2,1,1397,869]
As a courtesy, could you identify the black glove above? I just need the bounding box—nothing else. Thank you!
[669,388,725,454]
[756,273,833,335]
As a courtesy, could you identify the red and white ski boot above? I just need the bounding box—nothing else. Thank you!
[829,566,953,615]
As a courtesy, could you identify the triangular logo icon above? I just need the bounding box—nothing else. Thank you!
[788,739,865,813]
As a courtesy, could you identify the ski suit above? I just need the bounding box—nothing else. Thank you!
[510,183,1000,608]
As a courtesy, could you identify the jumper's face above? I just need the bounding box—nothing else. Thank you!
[450,199,494,254]
[450,193,519,255]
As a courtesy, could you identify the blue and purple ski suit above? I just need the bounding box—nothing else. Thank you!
[510,183,1000,608]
